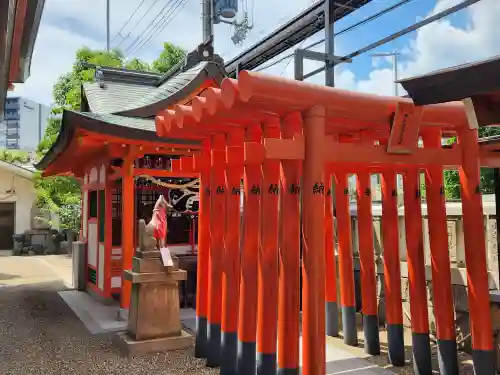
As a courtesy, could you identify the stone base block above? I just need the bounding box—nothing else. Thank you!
[115,330,193,356]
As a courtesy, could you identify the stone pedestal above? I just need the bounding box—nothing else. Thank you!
[115,250,193,356]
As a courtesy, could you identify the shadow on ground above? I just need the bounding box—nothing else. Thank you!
[0,281,215,375]
[0,273,19,282]
[356,337,474,375]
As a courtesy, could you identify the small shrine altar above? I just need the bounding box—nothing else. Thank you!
[81,153,199,303]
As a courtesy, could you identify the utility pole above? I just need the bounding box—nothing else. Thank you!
[202,0,213,42]
[371,51,400,96]
[324,0,334,87]
[106,0,110,51]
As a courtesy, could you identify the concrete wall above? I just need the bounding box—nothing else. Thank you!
[344,194,499,351]
[0,167,36,234]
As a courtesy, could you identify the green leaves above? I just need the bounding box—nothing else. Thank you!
[151,42,186,73]
[0,149,30,164]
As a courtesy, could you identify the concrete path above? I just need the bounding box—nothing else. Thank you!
[0,251,73,288]
[59,290,198,335]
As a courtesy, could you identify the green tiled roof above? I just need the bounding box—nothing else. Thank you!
[83,61,225,118]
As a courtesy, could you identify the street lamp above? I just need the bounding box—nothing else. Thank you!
[371,51,401,96]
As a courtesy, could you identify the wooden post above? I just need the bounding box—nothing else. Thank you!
[458,127,495,374]
[238,125,262,375]
[195,139,211,358]
[422,129,458,375]
[403,169,432,375]
[324,171,339,337]
[221,130,244,375]
[381,170,405,366]
[334,170,357,346]
[356,171,380,355]
[119,154,135,318]
[207,134,226,367]
[257,119,280,375]
[495,168,500,277]
[104,176,113,298]
[278,113,301,375]
[302,106,326,375]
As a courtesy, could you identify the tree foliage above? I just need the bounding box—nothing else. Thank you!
[151,42,186,73]
[443,127,500,200]
[0,149,31,164]
[36,43,186,231]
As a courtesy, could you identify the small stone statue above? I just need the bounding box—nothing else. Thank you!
[138,194,169,252]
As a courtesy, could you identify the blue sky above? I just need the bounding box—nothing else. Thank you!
[11,0,500,105]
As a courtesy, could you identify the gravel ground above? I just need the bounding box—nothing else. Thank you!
[0,278,478,375]
[0,281,217,375]
[362,330,475,375]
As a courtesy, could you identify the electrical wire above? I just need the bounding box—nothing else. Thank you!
[303,0,482,80]
[127,0,189,57]
[277,15,325,77]
[306,0,415,50]
[255,0,415,73]
[123,0,177,54]
[125,0,178,55]
[116,0,161,49]
[124,0,183,56]
[111,0,148,45]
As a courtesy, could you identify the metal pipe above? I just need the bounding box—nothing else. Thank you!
[106,0,110,51]
[202,0,213,42]
[325,0,334,87]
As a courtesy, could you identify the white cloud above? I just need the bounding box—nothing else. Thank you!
[10,0,315,106]
[337,0,500,95]
[10,23,101,106]
[12,0,500,106]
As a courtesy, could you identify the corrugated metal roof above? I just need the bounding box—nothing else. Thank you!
[76,112,156,132]
[83,61,225,117]
[128,63,206,108]
[83,81,153,114]
[35,110,201,171]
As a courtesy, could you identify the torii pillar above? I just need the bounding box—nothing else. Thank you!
[301,105,326,375]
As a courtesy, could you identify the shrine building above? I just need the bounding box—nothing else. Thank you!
[36,41,224,309]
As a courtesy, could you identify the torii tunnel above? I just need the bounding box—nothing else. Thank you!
[155,71,497,375]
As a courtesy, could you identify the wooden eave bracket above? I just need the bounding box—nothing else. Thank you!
[387,102,423,155]
[462,97,479,130]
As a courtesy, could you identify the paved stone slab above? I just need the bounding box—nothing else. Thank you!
[60,290,198,335]
[59,290,126,334]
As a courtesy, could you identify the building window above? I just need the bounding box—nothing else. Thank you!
[6,129,18,136]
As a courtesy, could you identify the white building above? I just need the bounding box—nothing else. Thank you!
[0,97,51,151]
[0,160,36,249]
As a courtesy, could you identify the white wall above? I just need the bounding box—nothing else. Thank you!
[0,167,36,234]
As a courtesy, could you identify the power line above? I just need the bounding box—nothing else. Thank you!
[123,0,178,55]
[278,10,328,77]
[305,0,416,51]
[135,0,189,55]
[111,0,148,45]
[127,0,189,57]
[127,0,187,57]
[116,0,161,50]
[255,0,416,73]
[302,0,483,80]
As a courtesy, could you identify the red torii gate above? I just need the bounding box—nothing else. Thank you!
[155,71,495,375]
